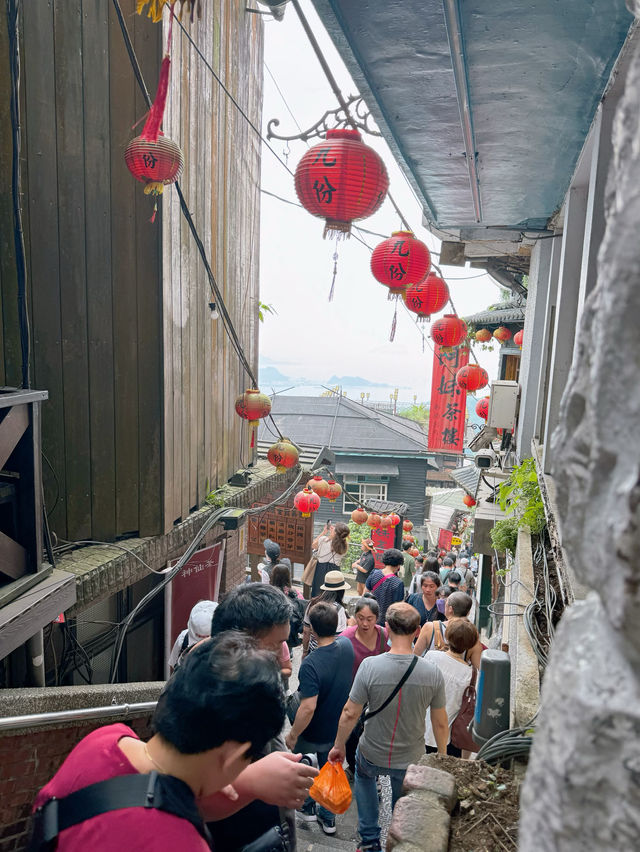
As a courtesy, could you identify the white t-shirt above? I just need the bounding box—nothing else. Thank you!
[423,651,473,746]
[316,535,343,566]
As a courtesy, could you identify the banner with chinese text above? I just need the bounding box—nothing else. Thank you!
[428,344,469,454]
[438,528,453,551]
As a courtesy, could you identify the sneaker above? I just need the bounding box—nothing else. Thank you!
[297,800,317,822]
[357,842,382,852]
[317,811,336,835]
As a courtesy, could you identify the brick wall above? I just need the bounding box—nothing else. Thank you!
[0,714,153,851]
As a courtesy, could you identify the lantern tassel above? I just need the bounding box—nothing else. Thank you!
[250,426,255,449]
[150,200,158,224]
[328,246,338,302]
[389,303,398,342]
[140,11,174,142]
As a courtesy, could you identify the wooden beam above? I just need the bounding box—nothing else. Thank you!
[0,404,28,470]
[0,530,27,580]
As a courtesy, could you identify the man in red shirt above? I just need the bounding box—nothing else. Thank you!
[33,631,286,851]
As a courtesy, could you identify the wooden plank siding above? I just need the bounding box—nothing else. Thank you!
[0,1,262,541]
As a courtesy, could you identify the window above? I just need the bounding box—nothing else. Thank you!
[343,477,388,513]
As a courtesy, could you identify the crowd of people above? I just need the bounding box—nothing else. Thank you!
[32,535,480,852]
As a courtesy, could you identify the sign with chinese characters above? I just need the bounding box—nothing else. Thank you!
[428,344,469,454]
[371,525,401,570]
[438,529,453,551]
[451,536,463,546]
[247,493,313,565]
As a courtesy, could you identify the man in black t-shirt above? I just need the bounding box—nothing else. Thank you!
[286,602,354,835]
[365,549,406,625]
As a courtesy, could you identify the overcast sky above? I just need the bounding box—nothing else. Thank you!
[258,0,501,406]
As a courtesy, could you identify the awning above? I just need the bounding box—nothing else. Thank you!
[335,460,399,477]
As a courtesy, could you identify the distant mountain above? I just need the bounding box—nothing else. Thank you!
[327,375,390,388]
[259,365,291,383]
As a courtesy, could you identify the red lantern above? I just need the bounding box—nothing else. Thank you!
[235,389,272,426]
[403,535,415,544]
[463,494,477,508]
[475,397,490,420]
[403,519,413,532]
[351,507,368,525]
[409,546,419,557]
[431,314,468,349]
[389,513,401,527]
[294,488,321,518]
[371,232,431,298]
[267,438,299,473]
[379,514,393,530]
[404,273,449,321]
[367,512,382,529]
[326,479,342,503]
[493,326,512,343]
[475,328,492,343]
[456,364,489,392]
[294,129,389,238]
[308,476,329,498]
[125,135,183,198]
[514,329,524,348]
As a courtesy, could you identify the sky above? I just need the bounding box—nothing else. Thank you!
[257,0,502,406]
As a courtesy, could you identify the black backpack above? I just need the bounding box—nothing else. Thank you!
[30,771,211,850]
[287,592,306,648]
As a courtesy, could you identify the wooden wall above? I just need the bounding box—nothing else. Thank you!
[0,0,262,540]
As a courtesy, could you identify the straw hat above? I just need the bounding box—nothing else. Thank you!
[320,570,351,592]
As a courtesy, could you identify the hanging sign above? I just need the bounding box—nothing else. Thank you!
[428,344,469,454]
[438,529,453,551]
[451,536,463,546]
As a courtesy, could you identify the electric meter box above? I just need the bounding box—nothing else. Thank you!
[487,381,519,430]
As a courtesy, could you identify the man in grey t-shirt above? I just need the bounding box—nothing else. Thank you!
[328,603,448,852]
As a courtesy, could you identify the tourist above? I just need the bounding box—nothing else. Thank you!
[257,538,281,582]
[424,620,479,757]
[301,571,349,657]
[168,599,217,672]
[408,555,439,595]
[286,603,354,835]
[413,592,483,667]
[271,564,306,650]
[352,537,376,595]
[440,556,454,584]
[32,632,287,851]
[365,549,406,625]
[311,521,350,597]
[406,571,446,627]
[328,603,448,852]
[401,541,415,589]
[458,558,476,595]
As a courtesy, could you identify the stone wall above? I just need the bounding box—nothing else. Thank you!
[387,757,457,852]
[519,6,640,850]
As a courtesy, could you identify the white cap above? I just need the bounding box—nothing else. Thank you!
[460,557,470,565]
[187,600,217,645]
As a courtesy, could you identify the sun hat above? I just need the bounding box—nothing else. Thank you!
[320,570,351,592]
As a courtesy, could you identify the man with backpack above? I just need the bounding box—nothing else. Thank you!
[328,603,448,852]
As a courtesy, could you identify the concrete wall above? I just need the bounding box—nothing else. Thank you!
[519,13,640,851]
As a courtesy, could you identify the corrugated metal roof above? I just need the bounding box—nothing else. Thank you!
[367,498,409,516]
[335,460,399,477]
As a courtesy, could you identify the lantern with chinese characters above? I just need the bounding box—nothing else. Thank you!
[431,314,468,350]
[389,512,401,527]
[463,494,477,508]
[475,397,490,420]
[294,487,321,518]
[267,437,299,473]
[456,364,489,392]
[379,514,393,530]
[308,476,329,498]
[294,129,389,238]
[371,232,431,299]
[125,135,183,213]
[351,507,368,525]
[404,273,449,321]
[514,329,524,348]
[326,479,343,503]
[234,389,272,448]
[493,326,512,343]
[403,519,413,533]
[475,328,492,343]
[367,512,382,529]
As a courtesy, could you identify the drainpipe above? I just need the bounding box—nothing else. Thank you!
[27,629,45,687]
[441,0,482,222]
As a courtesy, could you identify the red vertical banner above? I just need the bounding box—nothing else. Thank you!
[371,526,396,570]
[438,528,453,551]
[428,344,469,454]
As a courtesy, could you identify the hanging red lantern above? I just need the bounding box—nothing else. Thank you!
[403,519,413,532]
[367,512,382,529]
[456,364,489,392]
[404,273,449,321]
[389,512,401,527]
[234,389,272,448]
[403,535,415,544]
[409,546,419,557]
[351,507,368,525]
[379,514,393,530]
[430,314,468,350]
[514,329,524,348]
[308,476,329,498]
[475,328,492,343]
[463,494,477,508]
[371,232,431,299]
[493,326,512,343]
[267,437,299,473]
[326,479,343,503]
[294,128,389,238]
[294,488,321,518]
[475,397,490,420]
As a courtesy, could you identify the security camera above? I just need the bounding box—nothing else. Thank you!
[475,450,497,470]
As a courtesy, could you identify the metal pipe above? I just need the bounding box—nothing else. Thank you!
[441,0,482,222]
[27,630,45,688]
[0,701,157,732]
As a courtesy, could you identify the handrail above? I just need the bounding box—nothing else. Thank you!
[0,700,157,732]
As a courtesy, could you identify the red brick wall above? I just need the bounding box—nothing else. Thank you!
[221,528,247,593]
[0,715,153,851]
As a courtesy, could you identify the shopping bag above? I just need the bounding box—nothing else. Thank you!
[309,761,352,814]
[301,555,318,586]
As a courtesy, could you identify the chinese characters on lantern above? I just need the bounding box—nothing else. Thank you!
[428,344,469,454]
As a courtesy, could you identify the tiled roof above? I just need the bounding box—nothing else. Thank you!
[449,465,481,497]
[463,297,526,326]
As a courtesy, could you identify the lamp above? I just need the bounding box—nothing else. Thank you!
[209,302,219,320]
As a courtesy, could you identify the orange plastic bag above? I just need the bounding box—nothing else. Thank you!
[309,761,352,814]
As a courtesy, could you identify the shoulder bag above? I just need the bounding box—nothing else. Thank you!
[450,667,481,752]
[363,655,418,721]
[301,551,318,586]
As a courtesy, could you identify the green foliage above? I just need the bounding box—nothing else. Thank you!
[258,301,277,323]
[206,487,231,509]
[341,520,368,573]
[398,403,429,427]
[490,458,546,554]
